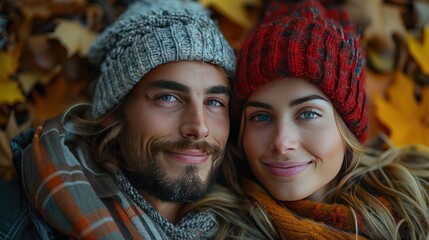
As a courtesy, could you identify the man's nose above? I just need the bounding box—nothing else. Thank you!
[180,103,209,140]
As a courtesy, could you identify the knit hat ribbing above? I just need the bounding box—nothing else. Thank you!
[89,0,235,119]
[235,0,368,141]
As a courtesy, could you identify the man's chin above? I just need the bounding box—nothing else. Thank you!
[126,168,215,203]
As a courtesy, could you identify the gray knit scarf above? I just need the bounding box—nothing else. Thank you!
[115,172,219,240]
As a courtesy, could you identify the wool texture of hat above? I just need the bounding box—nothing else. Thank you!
[235,0,368,141]
[89,0,235,119]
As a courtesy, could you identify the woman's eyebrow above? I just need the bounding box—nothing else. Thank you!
[289,95,328,107]
[244,101,272,110]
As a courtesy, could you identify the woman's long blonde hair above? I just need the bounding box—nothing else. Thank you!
[233,109,429,239]
[332,112,429,239]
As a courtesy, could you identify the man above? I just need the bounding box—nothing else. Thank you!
[6,0,239,239]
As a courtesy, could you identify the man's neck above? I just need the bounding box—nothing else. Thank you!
[140,190,187,224]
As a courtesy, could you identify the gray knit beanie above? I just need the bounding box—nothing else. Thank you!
[88,0,236,119]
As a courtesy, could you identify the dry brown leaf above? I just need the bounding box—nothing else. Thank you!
[366,68,395,106]
[50,19,98,57]
[365,69,395,139]
[367,47,396,73]
[414,1,429,29]
[377,4,408,48]
[17,0,87,20]
[199,0,263,29]
[24,35,60,72]
[17,65,62,94]
[345,0,407,52]
[200,0,262,50]
[29,74,89,125]
[344,0,382,34]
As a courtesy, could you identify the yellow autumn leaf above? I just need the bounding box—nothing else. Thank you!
[374,71,429,146]
[199,0,262,29]
[0,49,26,104]
[407,25,429,75]
[0,81,25,104]
[17,65,62,94]
[0,50,20,82]
[51,19,98,57]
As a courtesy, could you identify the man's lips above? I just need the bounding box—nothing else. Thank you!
[264,161,313,177]
[166,150,209,164]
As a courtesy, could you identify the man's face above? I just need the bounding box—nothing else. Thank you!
[120,61,230,203]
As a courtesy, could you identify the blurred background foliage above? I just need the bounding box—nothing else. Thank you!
[0,0,428,179]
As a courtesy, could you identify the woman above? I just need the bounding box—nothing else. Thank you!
[230,0,429,239]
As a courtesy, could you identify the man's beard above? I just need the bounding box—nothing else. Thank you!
[119,132,224,203]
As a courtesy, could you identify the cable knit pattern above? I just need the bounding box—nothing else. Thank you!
[234,0,367,142]
[88,0,235,118]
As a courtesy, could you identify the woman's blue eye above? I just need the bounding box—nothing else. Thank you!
[298,111,320,120]
[251,113,271,122]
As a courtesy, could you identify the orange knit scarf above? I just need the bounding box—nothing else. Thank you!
[242,179,369,239]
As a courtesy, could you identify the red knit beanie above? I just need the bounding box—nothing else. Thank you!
[234,0,368,142]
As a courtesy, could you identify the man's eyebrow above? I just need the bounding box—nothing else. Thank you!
[289,95,328,107]
[244,101,272,110]
[206,86,231,96]
[148,79,230,95]
[148,79,190,93]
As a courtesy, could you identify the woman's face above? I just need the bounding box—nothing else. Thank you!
[242,78,346,202]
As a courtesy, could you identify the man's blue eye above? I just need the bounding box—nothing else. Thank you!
[207,100,223,107]
[159,95,177,102]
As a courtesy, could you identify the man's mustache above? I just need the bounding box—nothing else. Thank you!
[152,139,223,160]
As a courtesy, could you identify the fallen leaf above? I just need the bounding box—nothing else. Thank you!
[29,74,89,125]
[17,65,62,94]
[214,12,250,51]
[199,0,263,30]
[407,25,429,75]
[413,1,429,29]
[0,49,20,82]
[0,81,25,104]
[17,0,87,20]
[366,47,396,73]
[50,19,98,57]
[345,0,407,52]
[0,48,25,104]
[365,69,395,139]
[374,71,429,146]
[23,35,60,72]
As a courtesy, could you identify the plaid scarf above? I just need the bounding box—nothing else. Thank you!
[17,116,218,239]
[115,172,218,240]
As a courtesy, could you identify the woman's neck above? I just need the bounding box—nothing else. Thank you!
[305,176,339,203]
